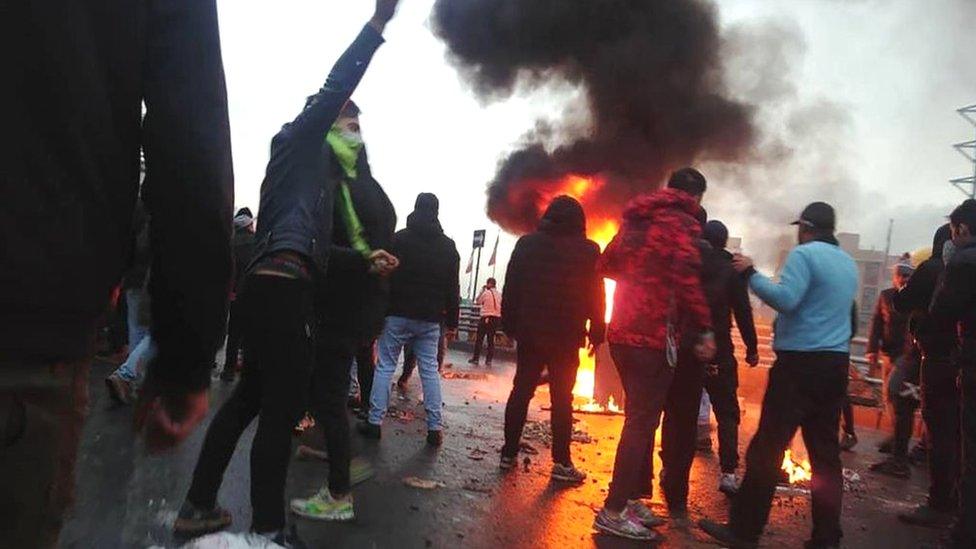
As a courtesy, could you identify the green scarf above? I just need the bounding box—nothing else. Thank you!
[326,127,362,179]
[326,127,372,259]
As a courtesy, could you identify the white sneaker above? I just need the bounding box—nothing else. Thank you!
[719,473,740,495]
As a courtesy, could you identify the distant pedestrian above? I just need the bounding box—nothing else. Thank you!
[700,201,858,549]
[360,193,461,446]
[867,260,919,477]
[220,207,258,381]
[593,168,715,542]
[469,278,502,366]
[498,196,606,484]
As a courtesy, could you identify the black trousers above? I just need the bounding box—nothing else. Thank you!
[888,351,921,458]
[604,345,675,512]
[659,350,706,511]
[920,354,961,512]
[355,341,375,405]
[953,340,976,546]
[185,275,313,533]
[731,351,848,546]
[310,339,356,496]
[501,339,578,465]
[472,316,500,363]
[704,357,741,473]
[225,298,245,370]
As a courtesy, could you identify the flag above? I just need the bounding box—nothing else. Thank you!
[487,234,499,266]
[465,249,474,274]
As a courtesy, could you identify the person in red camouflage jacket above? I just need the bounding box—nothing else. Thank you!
[593,168,715,541]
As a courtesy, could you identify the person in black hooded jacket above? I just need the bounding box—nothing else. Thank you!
[498,196,606,484]
[930,201,976,547]
[361,193,460,446]
[892,223,962,529]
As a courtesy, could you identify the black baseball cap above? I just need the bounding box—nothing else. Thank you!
[791,202,836,231]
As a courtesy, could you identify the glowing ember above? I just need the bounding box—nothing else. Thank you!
[781,450,813,484]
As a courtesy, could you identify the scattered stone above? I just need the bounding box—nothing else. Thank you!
[403,477,446,490]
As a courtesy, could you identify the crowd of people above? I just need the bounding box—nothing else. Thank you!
[3,1,975,548]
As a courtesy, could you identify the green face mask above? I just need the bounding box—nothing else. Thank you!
[326,126,363,180]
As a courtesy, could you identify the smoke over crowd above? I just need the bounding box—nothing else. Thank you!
[431,0,757,234]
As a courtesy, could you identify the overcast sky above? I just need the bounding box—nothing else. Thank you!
[216,0,975,283]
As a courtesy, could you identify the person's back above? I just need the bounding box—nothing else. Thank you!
[503,196,604,346]
[388,207,460,325]
[599,187,711,349]
[761,241,858,352]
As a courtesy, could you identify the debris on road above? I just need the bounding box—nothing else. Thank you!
[442,371,488,380]
[403,476,446,490]
[467,448,489,461]
[462,478,493,494]
[523,420,594,447]
[518,442,539,455]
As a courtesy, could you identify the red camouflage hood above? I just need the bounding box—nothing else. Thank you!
[622,187,702,224]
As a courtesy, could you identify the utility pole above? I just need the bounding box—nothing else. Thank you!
[951,104,976,198]
[881,218,893,281]
[470,230,486,300]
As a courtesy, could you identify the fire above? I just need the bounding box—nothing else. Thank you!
[559,174,620,411]
[781,450,813,484]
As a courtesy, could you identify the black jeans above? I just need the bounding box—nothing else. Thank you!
[472,316,499,363]
[225,298,245,370]
[501,339,578,465]
[185,275,313,533]
[355,340,375,405]
[604,345,675,512]
[704,357,741,473]
[920,354,961,512]
[311,340,355,496]
[660,349,706,511]
[953,340,976,545]
[731,351,848,546]
[888,351,921,458]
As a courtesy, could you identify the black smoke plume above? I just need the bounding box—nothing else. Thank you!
[432,0,757,234]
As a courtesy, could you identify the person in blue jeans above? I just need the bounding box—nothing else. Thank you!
[360,193,460,446]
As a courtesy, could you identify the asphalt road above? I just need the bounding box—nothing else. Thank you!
[59,350,945,548]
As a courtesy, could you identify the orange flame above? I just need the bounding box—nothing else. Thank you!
[781,450,813,484]
[557,175,619,409]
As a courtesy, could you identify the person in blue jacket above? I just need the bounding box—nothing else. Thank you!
[701,202,858,549]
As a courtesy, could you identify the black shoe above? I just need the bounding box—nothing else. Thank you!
[698,519,758,549]
[898,504,955,528]
[840,432,858,452]
[263,525,307,549]
[426,430,443,447]
[877,437,894,454]
[908,443,929,465]
[468,357,479,365]
[173,501,232,538]
[869,456,911,479]
[485,359,492,367]
[357,421,381,439]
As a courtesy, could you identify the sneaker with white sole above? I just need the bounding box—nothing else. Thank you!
[594,508,660,541]
[551,462,587,484]
[290,489,354,522]
[626,500,666,528]
[719,472,740,495]
[499,455,517,470]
